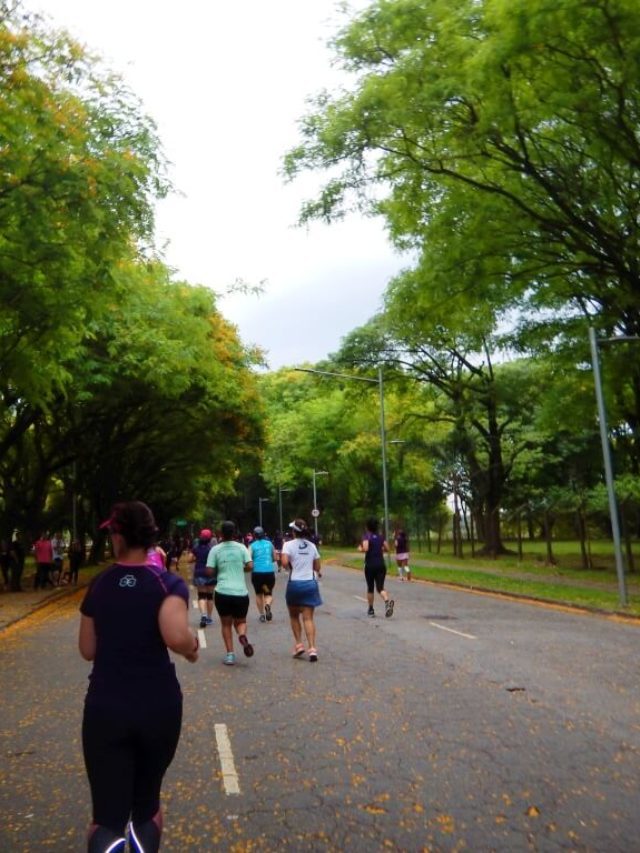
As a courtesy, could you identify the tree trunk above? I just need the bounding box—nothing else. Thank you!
[517,514,523,561]
[577,509,591,570]
[621,502,636,573]
[544,510,556,565]
[470,512,476,558]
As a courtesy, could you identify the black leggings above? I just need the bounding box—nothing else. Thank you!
[365,564,387,594]
[82,701,182,835]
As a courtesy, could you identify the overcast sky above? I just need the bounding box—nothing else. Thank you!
[32,0,406,369]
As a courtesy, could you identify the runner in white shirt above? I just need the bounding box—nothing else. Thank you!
[281,519,322,662]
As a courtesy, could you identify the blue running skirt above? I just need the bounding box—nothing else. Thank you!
[285,579,323,608]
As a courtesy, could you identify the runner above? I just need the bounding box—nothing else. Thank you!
[33,533,54,589]
[249,526,277,622]
[79,500,198,853]
[188,529,216,628]
[281,518,322,662]
[206,521,254,665]
[359,518,394,618]
[394,527,412,581]
[51,531,65,585]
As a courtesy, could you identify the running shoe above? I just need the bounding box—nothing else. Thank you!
[385,599,395,618]
[224,652,235,666]
[308,648,318,662]
[205,616,213,625]
[293,643,305,658]
[265,603,273,621]
[199,616,207,629]
[367,606,375,618]
[238,634,254,657]
[259,614,266,623]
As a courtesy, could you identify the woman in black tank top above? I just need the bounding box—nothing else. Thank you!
[359,517,394,619]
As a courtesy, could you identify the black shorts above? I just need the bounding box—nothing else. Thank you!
[251,572,276,596]
[214,592,250,620]
[364,563,386,594]
[197,590,214,601]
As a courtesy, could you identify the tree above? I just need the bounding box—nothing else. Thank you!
[285,0,640,457]
[0,3,166,407]
[0,260,264,541]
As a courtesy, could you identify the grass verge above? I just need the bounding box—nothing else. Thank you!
[322,547,640,618]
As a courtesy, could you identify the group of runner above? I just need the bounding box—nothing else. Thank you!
[186,519,322,665]
[77,502,410,852]
[184,515,412,663]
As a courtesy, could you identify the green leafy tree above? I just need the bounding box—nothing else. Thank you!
[285,0,640,465]
[0,3,166,412]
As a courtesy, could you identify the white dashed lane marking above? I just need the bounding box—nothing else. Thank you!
[429,621,477,640]
[214,724,241,795]
[197,628,207,649]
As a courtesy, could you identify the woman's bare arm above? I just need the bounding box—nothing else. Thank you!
[79,615,97,661]
[159,596,199,662]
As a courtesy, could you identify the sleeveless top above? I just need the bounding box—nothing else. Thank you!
[364,533,386,569]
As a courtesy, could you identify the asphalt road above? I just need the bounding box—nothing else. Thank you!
[1,563,639,851]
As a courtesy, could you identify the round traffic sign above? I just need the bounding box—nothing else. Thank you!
[311,508,320,518]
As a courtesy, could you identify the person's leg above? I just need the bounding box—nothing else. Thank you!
[129,706,182,853]
[206,592,214,621]
[82,705,134,849]
[376,568,395,616]
[255,591,265,619]
[301,606,316,650]
[220,615,234,652]
[364,567,376,614]
[197,590,209,627]
[404,558,412,581]
[288,605,304,650]
[263,573,275,620]
[234,596,253,656]
[396,558,404,580]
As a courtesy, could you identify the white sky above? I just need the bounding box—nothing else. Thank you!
[32,0,405,368]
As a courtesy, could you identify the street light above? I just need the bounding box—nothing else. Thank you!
[312,470,329,539]
[258,497,270,528]
[588,328,640,606]
[278,486,292,534]
[298,367,390,553]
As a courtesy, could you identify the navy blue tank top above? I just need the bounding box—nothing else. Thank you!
[364,533,386,569]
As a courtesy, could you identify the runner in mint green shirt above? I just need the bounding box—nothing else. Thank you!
[207,521,254,665]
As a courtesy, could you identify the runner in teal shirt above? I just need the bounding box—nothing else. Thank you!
[206,522,254,665]
[249,527,277,623]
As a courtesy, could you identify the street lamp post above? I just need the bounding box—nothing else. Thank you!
[588,328,640,606]
[312,470,328,539]
[297,367,391,554]
[278,486,292,534]
[258,497,270,529]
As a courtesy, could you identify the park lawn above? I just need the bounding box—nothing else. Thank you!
[322,545,640,618]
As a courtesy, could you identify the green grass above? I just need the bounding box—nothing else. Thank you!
[321,544,640,618]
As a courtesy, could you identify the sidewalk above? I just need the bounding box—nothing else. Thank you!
[0,571,89,633]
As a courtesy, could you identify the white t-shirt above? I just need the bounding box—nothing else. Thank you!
[282,538,319,581]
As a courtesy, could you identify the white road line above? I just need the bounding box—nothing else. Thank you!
[197,628,207,649]
[429,621,477,640]
[192,599,199,609]
[214,724,241,795]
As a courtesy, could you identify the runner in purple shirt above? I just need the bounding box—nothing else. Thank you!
[79,501,198,853]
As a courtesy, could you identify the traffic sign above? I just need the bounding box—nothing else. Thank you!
[311,508,320,518]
